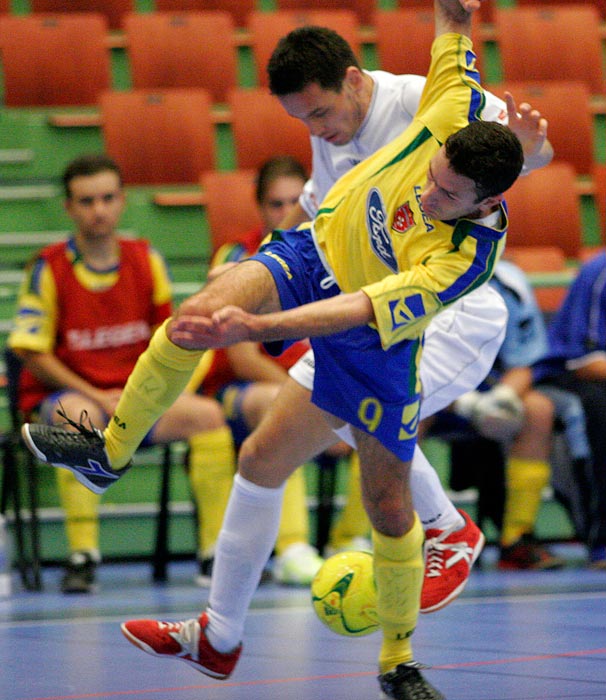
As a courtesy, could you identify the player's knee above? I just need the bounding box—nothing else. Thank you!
[196,397,228,430]
[237,434,266,476]
[524,391,555,434]
[237,432,286,487]
[365,494,414,538]
[47,392,103,426]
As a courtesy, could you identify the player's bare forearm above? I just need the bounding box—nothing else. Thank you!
[171,290,375,349]
[244,290,375,342]
[435,0,479,37]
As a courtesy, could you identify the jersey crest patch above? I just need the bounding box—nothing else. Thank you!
[366,187,398,273]
[392,202,415,234]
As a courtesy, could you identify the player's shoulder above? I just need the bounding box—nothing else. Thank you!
[35,238,68,260]
[365,71,427,127]
[118,236,151,251]
[369,70,426,97]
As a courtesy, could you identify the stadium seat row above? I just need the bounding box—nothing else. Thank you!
[0,4,604,108]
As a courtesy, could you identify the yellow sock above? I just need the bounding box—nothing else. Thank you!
[104,319,204,468]
[188,426,237,559]
[501,457,550,547]
[373,514,424,674]
[328,452,371,548]
[275,468,310,555]
[57,469,100,554]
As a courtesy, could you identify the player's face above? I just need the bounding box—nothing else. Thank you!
[419,148,484,221]
[259,175,305,232]
[65,171,125,240]
[277,70,366,146]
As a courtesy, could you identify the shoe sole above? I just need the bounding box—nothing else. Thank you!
[21,424,109,495]
[420,530,486,614]
[380,689,445,700]
[120,624,230,680]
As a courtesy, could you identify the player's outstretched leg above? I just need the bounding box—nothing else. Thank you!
[379,661,445,700]
[21,409,130,495]
[421,509,485,614]
[121,612,242,680]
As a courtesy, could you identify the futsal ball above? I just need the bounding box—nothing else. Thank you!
[311,550,379,637]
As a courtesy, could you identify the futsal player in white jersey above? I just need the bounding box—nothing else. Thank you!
[256,24,553,612]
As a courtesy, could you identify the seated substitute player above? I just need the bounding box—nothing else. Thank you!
[534,250,606,568]
[205,23,552,611]
[23,0,525,695]
[10,154,236,592]
[442,258,568,569]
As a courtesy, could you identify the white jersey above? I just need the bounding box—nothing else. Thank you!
[299,71,508,219]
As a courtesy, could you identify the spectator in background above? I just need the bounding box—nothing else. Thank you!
[194,155,369,585]
[444,258,568,569]
[534,251,606,568]
[9,154,237,592]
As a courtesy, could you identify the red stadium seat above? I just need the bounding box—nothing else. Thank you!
[100,88,216,185]
[0,14,111,106]
[201,169,262,252]
[494,6,605,95]
[491,80,594,176]
[374,9,485,77]
[227,87,311,171]
[505,163,583,259]
[124,11,238,103]
[29,0,133,30]
[248,10,360,88]
[155,0,255,27]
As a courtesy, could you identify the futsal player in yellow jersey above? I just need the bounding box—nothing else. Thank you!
[313,34,503,346]
[23,1,525,696]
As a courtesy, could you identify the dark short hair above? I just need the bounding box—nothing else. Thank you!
[445,121,524,201]
[267,25,359,96]
[62,153,122,198]
[256,156,308,204]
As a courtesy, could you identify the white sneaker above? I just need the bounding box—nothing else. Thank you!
[273,543,324,585]
[324,536,373,557]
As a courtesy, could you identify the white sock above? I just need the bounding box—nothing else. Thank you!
[411,445,464,532]
[206,473,284,652]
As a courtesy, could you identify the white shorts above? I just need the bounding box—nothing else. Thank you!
[288,283,507,420]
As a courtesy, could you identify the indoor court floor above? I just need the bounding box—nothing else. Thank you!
[1,544,606,700]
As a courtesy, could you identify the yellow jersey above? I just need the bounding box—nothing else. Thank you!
[313,34,507,350]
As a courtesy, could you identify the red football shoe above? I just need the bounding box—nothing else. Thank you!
[421,509,485,614]
[121,611,241,679]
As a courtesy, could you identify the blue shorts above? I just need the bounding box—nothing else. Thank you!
[249,227,422,462]
[216,381,251,448]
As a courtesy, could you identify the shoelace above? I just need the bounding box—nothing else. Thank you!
[424,533,474,578]
[160,618,201,660]
[56,404,104,442]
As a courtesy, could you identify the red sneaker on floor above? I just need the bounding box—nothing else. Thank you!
[420,510,485,614]
[498,535,565,570]
[121,611,242,679]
